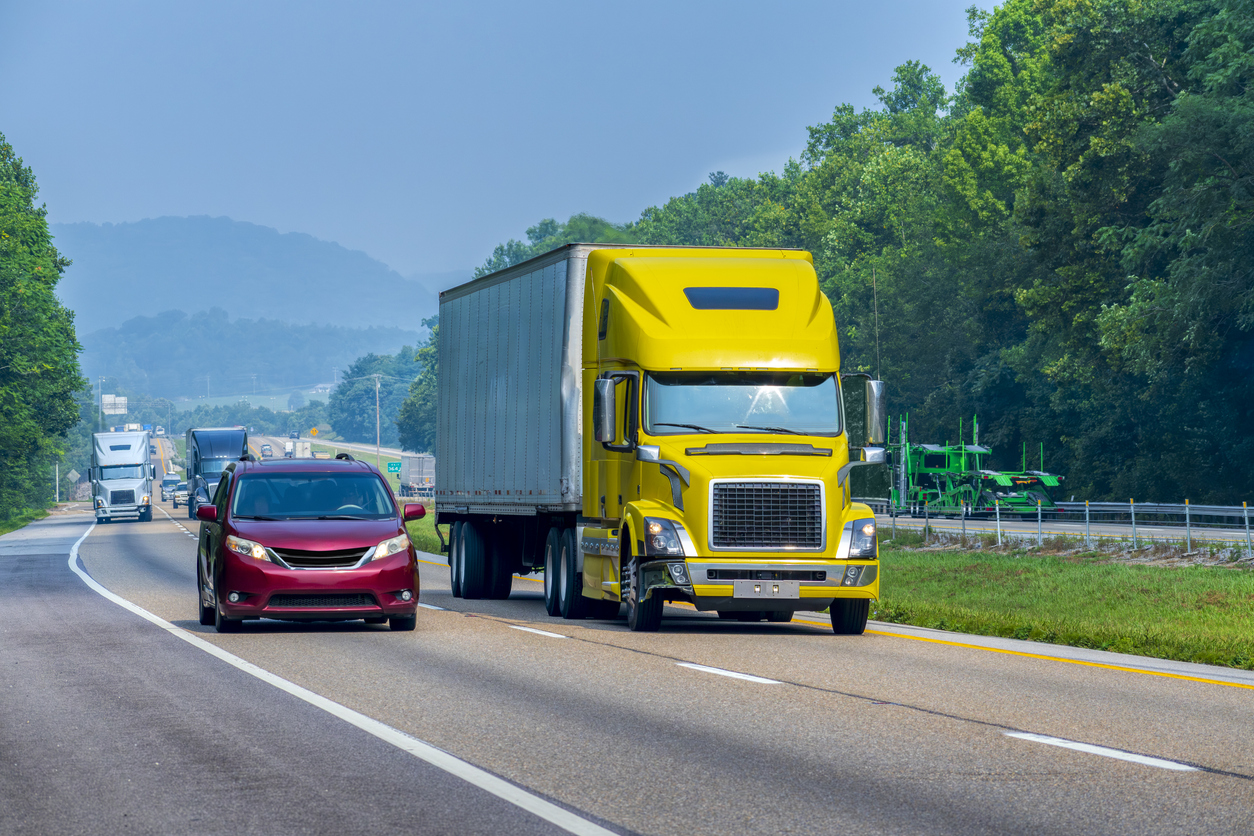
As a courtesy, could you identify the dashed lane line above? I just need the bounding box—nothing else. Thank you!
[676,662,780,684]
[1005,732,1199,772]
[509,625,567,639]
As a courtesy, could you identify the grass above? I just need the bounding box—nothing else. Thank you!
[405,505,447,557]
[875,541,1254,669]
[0,507,50,537]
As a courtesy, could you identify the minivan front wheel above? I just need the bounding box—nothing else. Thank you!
[214,603,241,634]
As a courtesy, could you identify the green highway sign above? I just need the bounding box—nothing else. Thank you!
[387,461,401,473]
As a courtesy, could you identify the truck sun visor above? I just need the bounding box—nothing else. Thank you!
[683,287,779,310]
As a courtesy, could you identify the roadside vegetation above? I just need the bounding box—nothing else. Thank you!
[405,507,445,558]
[0,133,84,525]
[875,537,1254,670]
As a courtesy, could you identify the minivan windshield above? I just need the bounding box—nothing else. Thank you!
[644,372,842,436]
[231,473,395,520]
[100,464,146,480]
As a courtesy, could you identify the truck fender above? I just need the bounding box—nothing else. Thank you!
[620,506,646,563]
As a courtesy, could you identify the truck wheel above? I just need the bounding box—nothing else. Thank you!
[558,528,587,619]
[767,610,794,623]
[830,599,869,635]
[449,522,463,598]
[542,527,562,616]
[460,522,489,599]
[624,546,662,632]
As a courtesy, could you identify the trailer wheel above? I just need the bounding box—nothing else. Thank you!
[558,528,587,619]
[542,527,562,616]
[766,610,794,623]
[460,522,489,599]
[830,599,869,635]
[624,545,662,632]
[449,522,463,598]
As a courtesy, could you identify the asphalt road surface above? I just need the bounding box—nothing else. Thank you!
[3,496,1253,835]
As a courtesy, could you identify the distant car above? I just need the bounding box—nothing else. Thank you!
[160,473,180,501]
[289,432,299,439]
[155,426,165,437]
[260,444,273,458]
[193,456,425,632]
[172,481,189,508]
[150,444,157,455]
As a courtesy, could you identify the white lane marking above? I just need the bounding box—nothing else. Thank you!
[509,625,567,639]
[1004,732,1199,772]
[676,662,780,684]
[67,525,617,836]
[416,602,446,611]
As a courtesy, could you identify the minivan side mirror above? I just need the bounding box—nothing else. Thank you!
[593,379,615,443]
[403,504,426,521]
[195,505,218,523]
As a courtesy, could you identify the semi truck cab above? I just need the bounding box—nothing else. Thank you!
[91,431,155,523]
[580,250,884,630]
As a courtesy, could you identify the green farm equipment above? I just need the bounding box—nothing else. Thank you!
[887,415,1063,517]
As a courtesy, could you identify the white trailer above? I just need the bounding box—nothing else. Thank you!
[399,454,435,497]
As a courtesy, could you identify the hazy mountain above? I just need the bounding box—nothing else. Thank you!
[81,308,423,399]
[406,269,472,297]
[51,216,438,334]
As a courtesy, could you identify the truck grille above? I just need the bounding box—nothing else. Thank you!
[711,482,823,550]
[272,548,370,569]
[268,593,376,609]
[109,490,135,505]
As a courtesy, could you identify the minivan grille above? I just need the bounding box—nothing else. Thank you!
[110,490,135,505]
[272,548,370,569]
[268,593,376,609]
[711,482,823,550]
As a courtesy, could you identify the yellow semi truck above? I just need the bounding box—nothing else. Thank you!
[434,244,885,632]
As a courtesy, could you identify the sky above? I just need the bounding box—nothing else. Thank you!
[1,1,982,276]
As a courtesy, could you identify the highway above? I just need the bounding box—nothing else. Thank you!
[5,491,1253,833]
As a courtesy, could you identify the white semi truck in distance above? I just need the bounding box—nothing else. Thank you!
[91,430,155,523]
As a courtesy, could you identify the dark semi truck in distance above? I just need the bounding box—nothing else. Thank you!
[185,427,249,519]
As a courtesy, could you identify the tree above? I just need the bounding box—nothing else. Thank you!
[0,132,85,519]
[327,348,421,445]
[288,389,306,410]
[396,316,439,452]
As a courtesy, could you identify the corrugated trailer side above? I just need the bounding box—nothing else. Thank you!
[434,245,594,517]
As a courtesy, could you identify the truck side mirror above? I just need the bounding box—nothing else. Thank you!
[593,379,616,443]
[865,379,886,446]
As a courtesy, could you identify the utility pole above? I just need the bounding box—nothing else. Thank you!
[97,377,103,432]
[374,374,382,470]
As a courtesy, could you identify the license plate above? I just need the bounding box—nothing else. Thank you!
[733,580,800,599]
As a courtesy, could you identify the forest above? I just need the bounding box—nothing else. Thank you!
[408,0,1253,504]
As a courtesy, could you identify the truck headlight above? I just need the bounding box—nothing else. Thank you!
[226,535,269,561]
[141,495,150,505]
[372,533,411,560]
[644,517,685,557]
[847,519,877,559]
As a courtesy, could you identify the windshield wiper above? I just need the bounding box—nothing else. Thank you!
[316,515,372,520]
[735,424,806,436]
[235,515,281,521]
[652,422,717,434]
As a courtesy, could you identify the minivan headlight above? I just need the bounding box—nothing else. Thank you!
[373,533,411,560]
[226,535,269,561]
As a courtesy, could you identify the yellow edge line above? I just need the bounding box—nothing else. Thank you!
[417,555,1253,691]
[853,626,1254,691]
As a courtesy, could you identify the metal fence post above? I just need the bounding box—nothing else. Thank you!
[1085,500,1091,549]
[924,501,929,545]
[996,499,1002,547]
[1130,499,1137,550]
[1245,502,1251,560]
[891,502,896,539]
[962,501,967,544]
[1186,498,1192,553]
[1037,499,1042,548]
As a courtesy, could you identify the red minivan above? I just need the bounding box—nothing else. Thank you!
[195,455,425,633]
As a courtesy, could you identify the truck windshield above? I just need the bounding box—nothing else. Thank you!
[231,474,396,520]
[644,372,841,436]
[100,464,146,480]
[200,459,230,478]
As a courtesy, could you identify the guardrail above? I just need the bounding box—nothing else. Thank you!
[853,496,1254,554]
